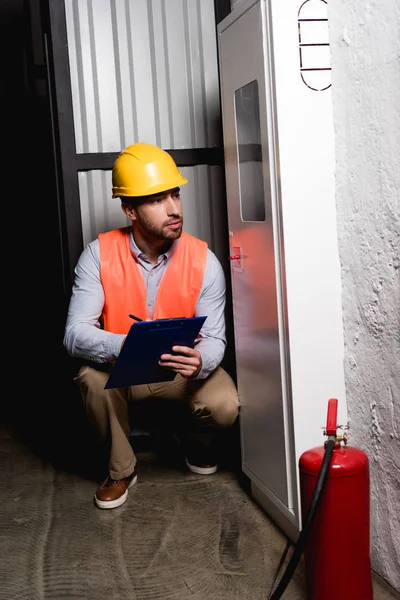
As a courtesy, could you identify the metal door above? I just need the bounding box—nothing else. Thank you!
[218,0,296,515]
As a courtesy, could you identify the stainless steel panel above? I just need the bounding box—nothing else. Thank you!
[64,0,220,152]
[218,0,293,508]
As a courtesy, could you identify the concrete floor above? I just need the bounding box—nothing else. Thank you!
[1,418,398,600]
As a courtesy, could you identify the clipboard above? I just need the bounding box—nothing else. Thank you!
[104,316,207,389]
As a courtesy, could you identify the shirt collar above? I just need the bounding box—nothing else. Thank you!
[128,228,179,263]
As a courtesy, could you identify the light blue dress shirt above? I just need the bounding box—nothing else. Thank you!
[63,229,227,379]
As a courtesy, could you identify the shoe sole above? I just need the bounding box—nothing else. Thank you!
[185,459,218,475]
[94,474,138,510]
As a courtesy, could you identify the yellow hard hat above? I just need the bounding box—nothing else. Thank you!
[112,142,188,198]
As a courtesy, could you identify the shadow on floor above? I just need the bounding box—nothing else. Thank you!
[2,357,247,491]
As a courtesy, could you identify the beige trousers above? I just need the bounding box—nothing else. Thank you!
[74,365,239,479]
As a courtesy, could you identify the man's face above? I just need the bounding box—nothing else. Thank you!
[124,187,183,241]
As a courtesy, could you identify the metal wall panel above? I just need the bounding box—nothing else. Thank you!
[78,166,228,257]
[65,0,221,153]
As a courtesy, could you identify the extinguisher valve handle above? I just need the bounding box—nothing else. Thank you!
[325,398,338,436]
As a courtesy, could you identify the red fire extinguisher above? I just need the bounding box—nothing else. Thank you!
[299,398,373,600]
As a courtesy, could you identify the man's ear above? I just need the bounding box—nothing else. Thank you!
[121,202,137,221]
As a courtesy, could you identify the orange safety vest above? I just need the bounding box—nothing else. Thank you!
[98,227,208,334]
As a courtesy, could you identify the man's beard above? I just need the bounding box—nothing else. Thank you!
[135,212,183,241]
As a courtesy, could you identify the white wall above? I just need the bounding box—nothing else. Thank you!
[328,0,400,590]
[230,0,400,591]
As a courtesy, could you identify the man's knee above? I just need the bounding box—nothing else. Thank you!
[213,393,239,427]
[75,364,107,386]
[191,369,239,428]
[74,365,110,406]
[190,395,238,428]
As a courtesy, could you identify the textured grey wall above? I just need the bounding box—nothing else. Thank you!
[328,0,400,590]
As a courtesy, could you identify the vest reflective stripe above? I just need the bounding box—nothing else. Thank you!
[98,227,208,334]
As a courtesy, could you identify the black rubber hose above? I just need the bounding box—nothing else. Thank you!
[268,438,336,600]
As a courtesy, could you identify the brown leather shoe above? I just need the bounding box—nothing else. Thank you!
[94,468,137,509]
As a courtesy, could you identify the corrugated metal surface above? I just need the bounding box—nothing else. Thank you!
[65,0,221,153]
[78,166,228,258]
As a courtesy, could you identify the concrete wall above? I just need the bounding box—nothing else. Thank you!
[328,0,400,590]
[229,0,400,590]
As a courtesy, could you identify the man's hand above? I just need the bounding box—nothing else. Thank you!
[159,346,202,379]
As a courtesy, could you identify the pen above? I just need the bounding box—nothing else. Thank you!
[129,314,143,322]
